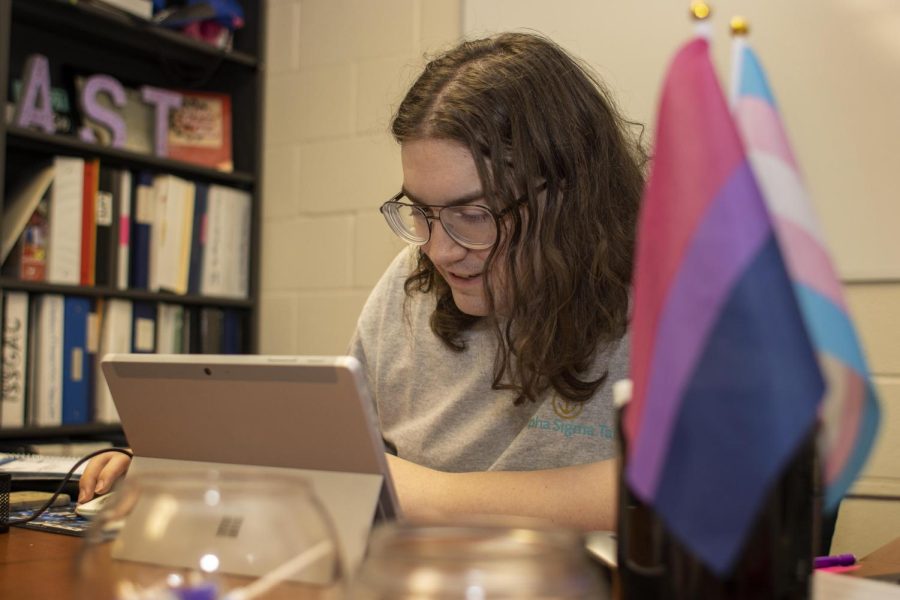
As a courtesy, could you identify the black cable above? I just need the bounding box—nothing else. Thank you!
[8,447,133,525]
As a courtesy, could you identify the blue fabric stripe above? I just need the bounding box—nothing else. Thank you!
[792,282,881,509]
[794,283,867,375]
[826,381,882,509]
[738,46,776,106]
[653,236,823,575]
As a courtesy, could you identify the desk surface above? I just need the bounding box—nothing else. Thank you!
[0,527,336,600]
[5,525,900,600]
[0,527,99,600]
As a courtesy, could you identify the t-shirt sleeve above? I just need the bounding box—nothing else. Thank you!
[345,248,416,409]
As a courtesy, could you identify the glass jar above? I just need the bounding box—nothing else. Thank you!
[77,467,345,600]
[352,516,609,599]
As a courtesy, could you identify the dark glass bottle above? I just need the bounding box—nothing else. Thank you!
[616,380,817,600]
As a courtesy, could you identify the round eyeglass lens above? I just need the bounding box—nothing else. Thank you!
[392,204,429,243]
[442,205,496,248]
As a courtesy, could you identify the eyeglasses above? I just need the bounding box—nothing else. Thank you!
[380,191,506,250]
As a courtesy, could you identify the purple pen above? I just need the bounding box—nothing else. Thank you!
[814,553,856,569]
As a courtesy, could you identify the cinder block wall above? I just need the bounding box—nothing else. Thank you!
[261,0,462,355]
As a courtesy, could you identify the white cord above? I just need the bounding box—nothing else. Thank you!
[223,540,334,600]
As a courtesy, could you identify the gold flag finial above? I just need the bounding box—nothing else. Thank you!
[730,16,750,36]
[690,1,712,21]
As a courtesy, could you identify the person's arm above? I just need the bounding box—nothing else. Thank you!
[77,452,132,504]
[386,454,618,531]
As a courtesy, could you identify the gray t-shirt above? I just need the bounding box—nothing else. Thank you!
[348,249,629,472]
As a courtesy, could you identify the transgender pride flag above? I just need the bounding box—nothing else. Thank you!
[624,37,825,576]
[731,39,881,511]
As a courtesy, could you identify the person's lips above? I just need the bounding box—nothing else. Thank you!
[445,271,483,285]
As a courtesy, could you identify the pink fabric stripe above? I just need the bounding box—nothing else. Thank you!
[774,218,847,311]
[825,367,864,483]
[626,38,745,442]
[734,97,800,172]
[631,162,770,496]
[119,216,130,245]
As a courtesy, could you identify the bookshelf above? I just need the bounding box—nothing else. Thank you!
[0,0,266,448]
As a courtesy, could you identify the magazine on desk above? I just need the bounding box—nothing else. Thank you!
[0,452,86,479]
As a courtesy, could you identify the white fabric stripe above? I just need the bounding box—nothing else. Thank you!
[729,37,746,109]
[747,150,828,247]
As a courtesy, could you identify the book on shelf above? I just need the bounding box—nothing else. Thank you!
[80,158,99,286]
[131,301,156,354]
[94,164,119,287]
[199,306,223,354]
[29,294,65,427]
[181,305,200,353]
[3,196,50,282]
[61,296,93,425]
[130,171,154,290]
[95,298,132,424]
[202,184,250,299]
[116,170,132,290]
[1,291,29,428]
[152,174,195,295]
[187,182,207,295]
[167,90,233,172]
[222,308,243,354]
[46,156,85,285]
[196,306,244,354]
[0,162,53,264]
[156,302,184,354]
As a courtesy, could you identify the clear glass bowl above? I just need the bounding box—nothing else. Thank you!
[77,467,345,600]
[351,516,610,599]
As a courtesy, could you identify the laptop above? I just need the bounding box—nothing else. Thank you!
[100,353,399,579]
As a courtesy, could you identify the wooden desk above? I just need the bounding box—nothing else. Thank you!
[0,526,336,600]
[0,527,106,600]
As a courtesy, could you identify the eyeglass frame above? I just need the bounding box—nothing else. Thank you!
[379,189,531,251]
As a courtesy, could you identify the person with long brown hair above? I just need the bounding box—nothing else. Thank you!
[353,31,645,530]
[78,32,644,532]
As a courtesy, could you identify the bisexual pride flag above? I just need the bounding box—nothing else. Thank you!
[623,37,825,576]
[731,39,881,511]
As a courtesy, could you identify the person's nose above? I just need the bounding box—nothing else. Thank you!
[425,217,467,263]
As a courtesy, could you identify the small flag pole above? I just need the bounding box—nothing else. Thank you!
[690,1,713,39]
[728,16,749,107]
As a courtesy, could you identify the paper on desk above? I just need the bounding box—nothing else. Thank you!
[814,570,900,599]
[0,453,85,476]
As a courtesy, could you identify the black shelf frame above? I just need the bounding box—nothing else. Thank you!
[8,127,256,189]
[0,278,254,308]
[0,422,123,441]
[0,0,266,447]
[12,0,259,68]
[0,423,127,452]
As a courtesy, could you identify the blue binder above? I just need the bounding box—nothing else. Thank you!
[62,296,92,424]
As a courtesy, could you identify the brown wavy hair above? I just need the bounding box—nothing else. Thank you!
[392,32,645,405]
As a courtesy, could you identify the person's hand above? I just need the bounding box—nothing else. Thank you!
[77,451,132,504]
